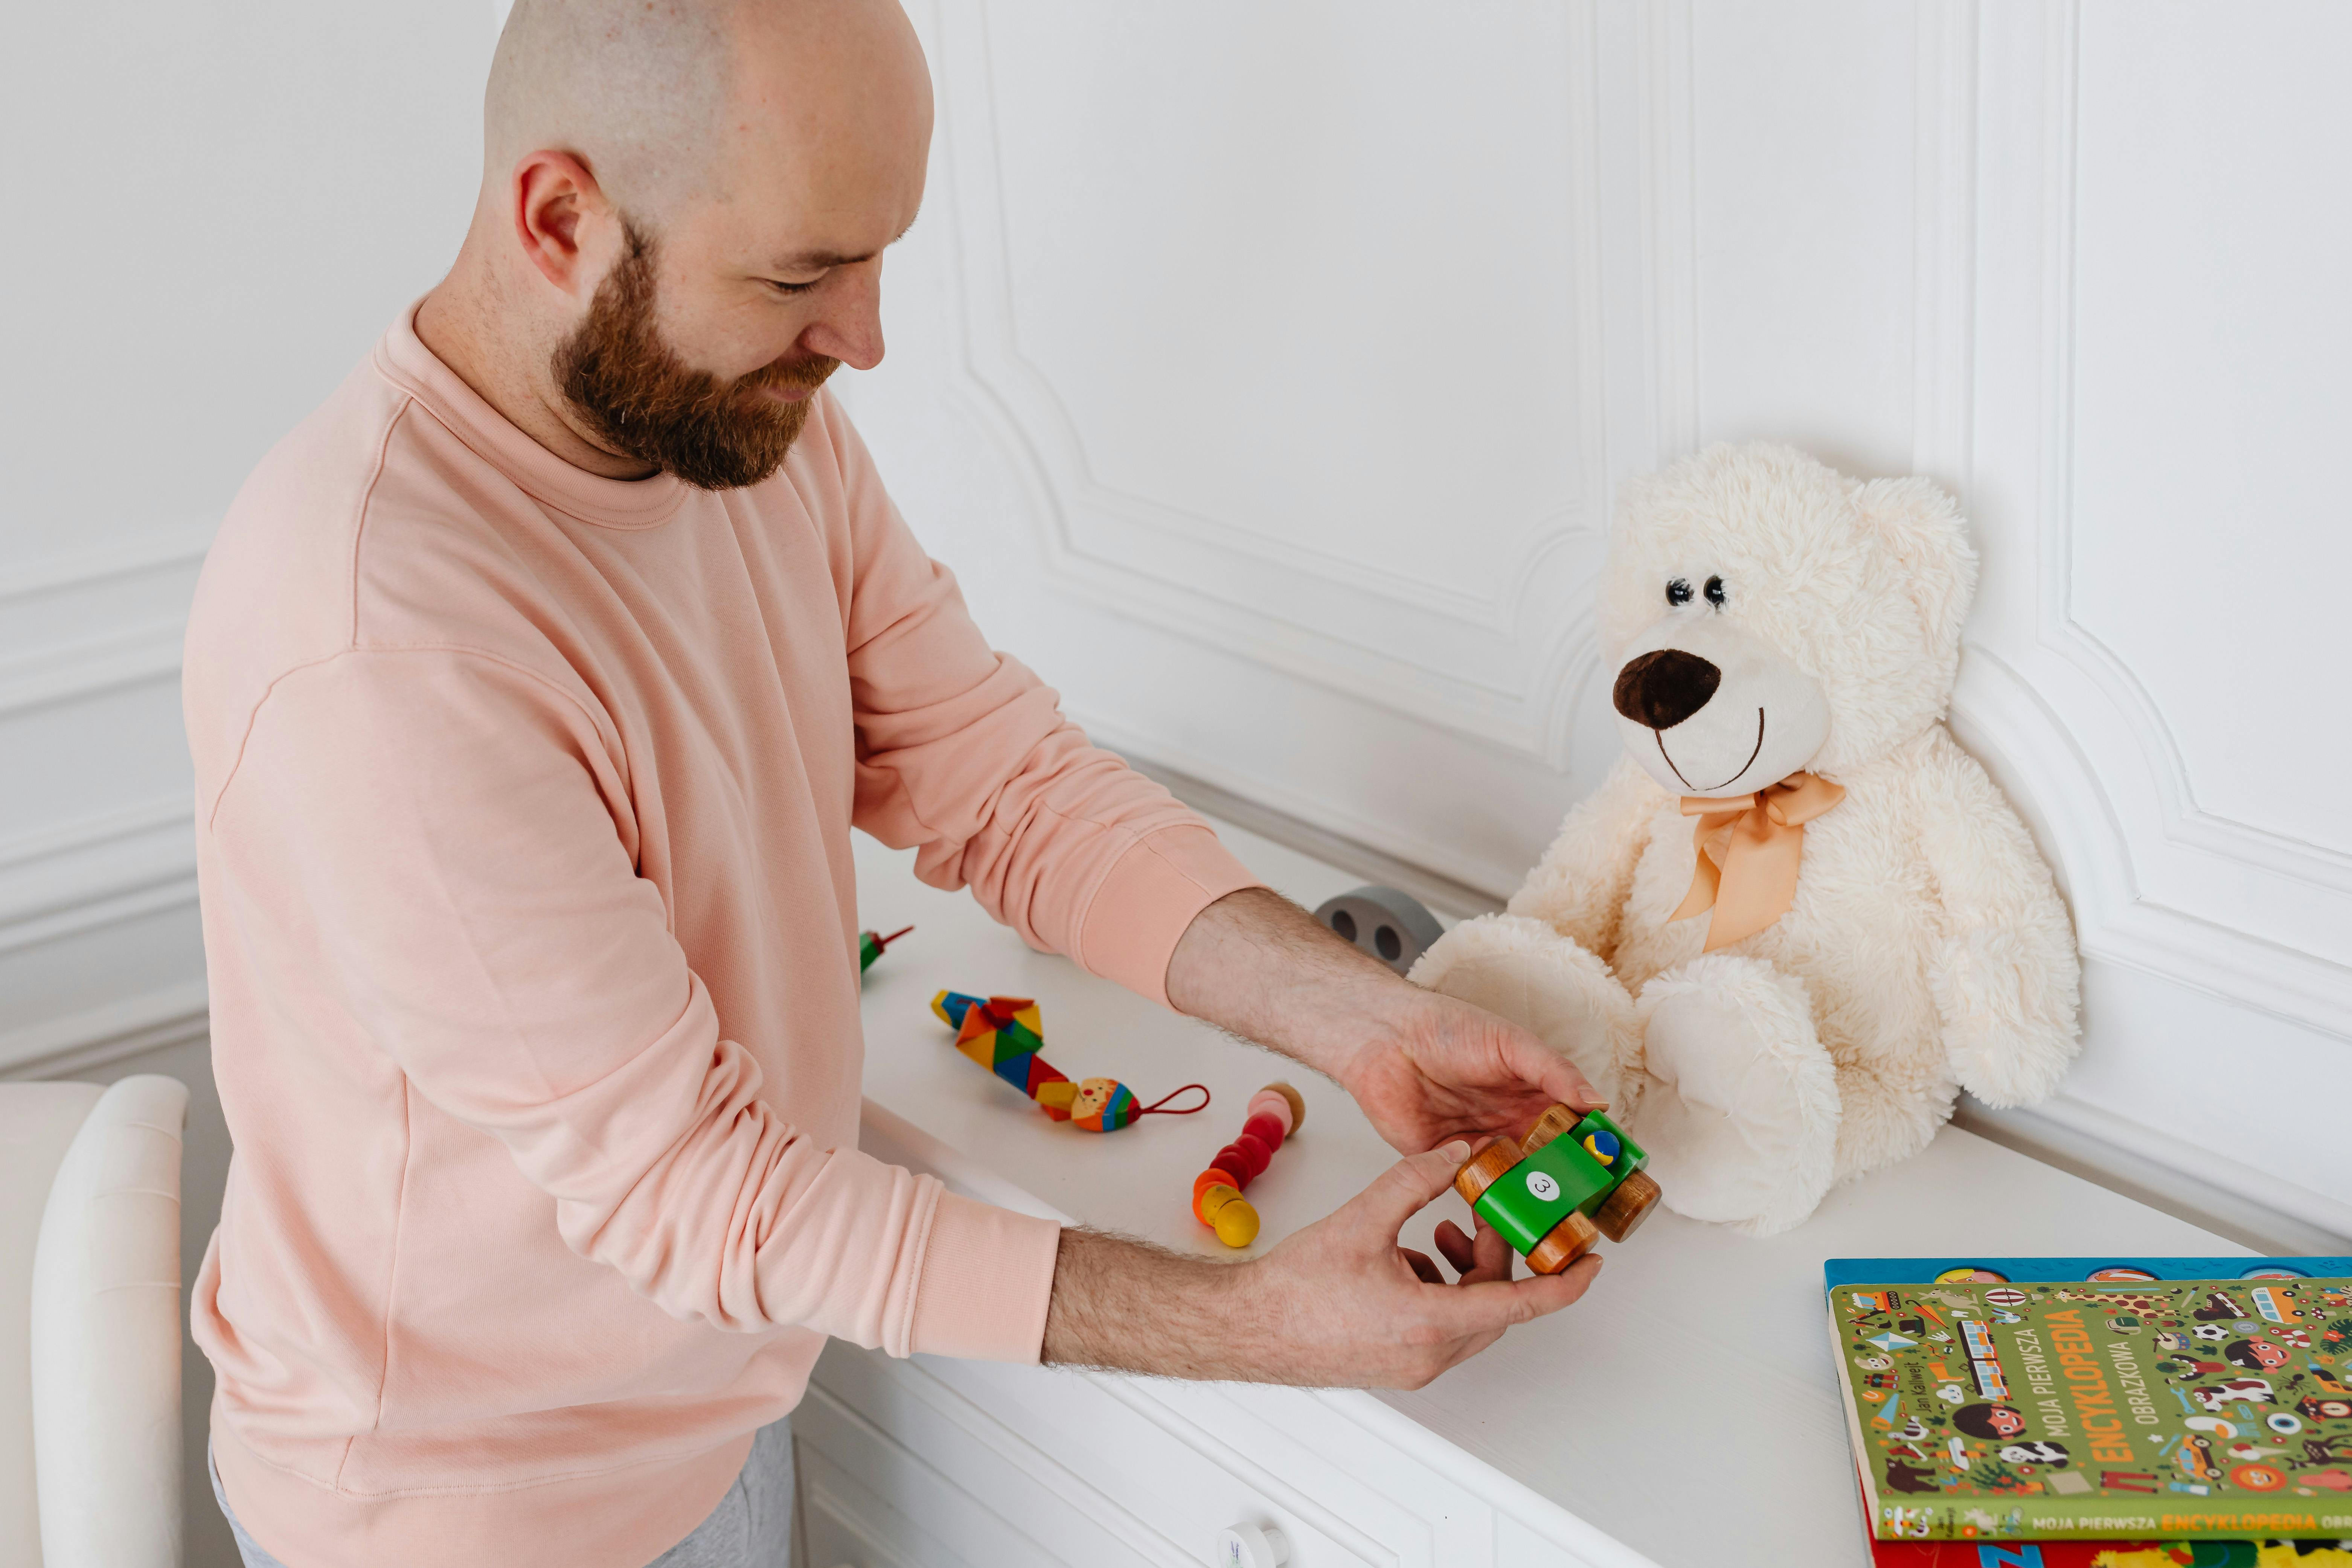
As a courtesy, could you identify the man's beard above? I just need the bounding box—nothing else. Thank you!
[552,222,838,490]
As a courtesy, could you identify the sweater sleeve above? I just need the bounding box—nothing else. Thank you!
[207,647,1047,1356]
[824,402,1263,1006]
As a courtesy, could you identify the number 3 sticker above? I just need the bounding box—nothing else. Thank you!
[1526,1171,1560,1201]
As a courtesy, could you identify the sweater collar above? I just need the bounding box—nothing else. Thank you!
[373,300,691,531]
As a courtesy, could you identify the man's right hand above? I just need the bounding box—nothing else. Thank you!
[1038,1142,1602,1388]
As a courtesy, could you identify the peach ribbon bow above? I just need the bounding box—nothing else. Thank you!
[1670,772,1847,951]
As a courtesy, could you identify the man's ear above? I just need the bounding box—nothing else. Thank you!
[1857,475,1978,660]
[509,150,619,296]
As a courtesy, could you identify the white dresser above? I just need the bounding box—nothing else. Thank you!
[807,823,2250,1568]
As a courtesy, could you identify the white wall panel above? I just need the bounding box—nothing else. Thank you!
[1689,0,1920,476]
[928,1,1616,765]
[2070,4,2352,859]
[0,5,486,567]
[0,4,494,1071]
[6,0,2341,1245]
[856,0,2350,1238]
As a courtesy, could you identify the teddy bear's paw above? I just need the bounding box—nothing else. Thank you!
[1633,955,1841,1237]
[1410,914,1639,1111]
[1933,927,2083,1108]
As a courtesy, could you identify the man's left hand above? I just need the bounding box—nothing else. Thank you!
[1333,987,1602,1153]
[1163,887,1602,1153]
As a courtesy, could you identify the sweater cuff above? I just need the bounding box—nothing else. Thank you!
[905,1192,1062,1363]
[1075,825,1264,1008]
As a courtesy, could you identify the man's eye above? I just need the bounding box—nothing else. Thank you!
[767,277,823,296]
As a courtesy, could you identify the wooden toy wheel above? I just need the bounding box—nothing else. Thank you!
[1592,1170,1662,1242]
[1526,1210,1600,1275]
[1518,1103,1579,1155]
[1452,1136,1524,1206]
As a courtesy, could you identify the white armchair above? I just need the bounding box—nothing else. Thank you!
[0,1075,190,1568]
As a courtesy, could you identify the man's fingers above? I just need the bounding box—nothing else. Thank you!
[1431,1254,1603,1335]
[1349,1143,1473,1233]
[1463,1213,1516,1285]
[1401,1247,1445,1286]
[1499,1028,1606,1114]
[1433,1220,1476,1276]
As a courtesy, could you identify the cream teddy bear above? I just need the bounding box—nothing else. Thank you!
[1412,442,2081,1236]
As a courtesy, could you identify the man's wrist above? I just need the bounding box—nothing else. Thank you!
[1162,886,1412,1083]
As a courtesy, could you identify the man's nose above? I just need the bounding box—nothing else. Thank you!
[806,265,886,370]
[1612,648,1721,730]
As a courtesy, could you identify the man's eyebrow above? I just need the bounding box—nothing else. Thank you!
[768,208,921,273]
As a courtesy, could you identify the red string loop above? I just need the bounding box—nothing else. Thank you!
[1137,1083,1211,1117]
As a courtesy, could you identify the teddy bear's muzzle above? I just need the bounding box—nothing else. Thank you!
[1608,617,1833,797]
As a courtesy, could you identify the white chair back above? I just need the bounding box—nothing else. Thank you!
[26,1075,191,1568]
[0,1082,107,1568]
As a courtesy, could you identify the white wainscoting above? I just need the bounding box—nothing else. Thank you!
[6,2,2343,1229]
[1,0,491,1089]
[848,0,2350,1242]
[0,530,211,1077]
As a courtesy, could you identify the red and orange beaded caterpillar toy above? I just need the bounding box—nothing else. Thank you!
[1190,1082,1305,1248]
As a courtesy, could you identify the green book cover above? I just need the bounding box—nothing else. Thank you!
[1828,1271,2352,1541]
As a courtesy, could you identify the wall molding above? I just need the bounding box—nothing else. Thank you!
[926,0,1625,768]
[0,795,197,959]
[0,528,209,1053]
[1909,0,1977,490]
[0,979,209,1081]
[1114,749,1503,921]
[1952,654,2352,1039]
[1955,1093,2352,1255]
[0,525,213,607]
[1637,0,1699,465]
[0,524,209,718]
[1081,704,1532,906]
[1946,0,2352,1033]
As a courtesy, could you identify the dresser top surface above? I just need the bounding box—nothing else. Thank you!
[850,820,2241,1568]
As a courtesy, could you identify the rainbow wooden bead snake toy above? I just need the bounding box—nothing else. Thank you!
[931,991,1209,1133]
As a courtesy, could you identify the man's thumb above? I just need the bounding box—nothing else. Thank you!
[1357,1141,1473,1229]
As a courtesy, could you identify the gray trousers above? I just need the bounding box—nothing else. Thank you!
[210,1418,796,1568]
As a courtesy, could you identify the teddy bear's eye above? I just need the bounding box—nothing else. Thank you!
[1703,575,1727,607]
[1665,578,1694,606]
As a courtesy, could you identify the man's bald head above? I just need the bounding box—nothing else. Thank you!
[484,0,930,228]
[427,0,932,486]
[485,0,736,220]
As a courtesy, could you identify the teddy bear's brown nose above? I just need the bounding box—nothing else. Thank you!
[1613,649,1721,730]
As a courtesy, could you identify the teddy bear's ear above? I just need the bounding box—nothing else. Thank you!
[1856,476,1979,659]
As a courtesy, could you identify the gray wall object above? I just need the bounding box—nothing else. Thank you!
[1311,885,1443,975]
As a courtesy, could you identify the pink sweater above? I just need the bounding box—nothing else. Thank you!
[183,310,1260,1568]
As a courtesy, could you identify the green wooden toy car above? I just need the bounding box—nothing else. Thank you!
[1453,1103,1664,1274]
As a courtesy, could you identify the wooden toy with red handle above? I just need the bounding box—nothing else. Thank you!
[1190,1083,1305,1248]
[1453,1104,1663,1274]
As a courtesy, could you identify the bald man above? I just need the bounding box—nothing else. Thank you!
[183,3,1603,1564]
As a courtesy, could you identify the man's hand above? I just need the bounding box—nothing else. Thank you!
[1163,887,1602,1153]
[1041,1144,1602,1386]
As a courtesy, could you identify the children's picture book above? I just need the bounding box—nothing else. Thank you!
[1869,1544,2352,1566]
[1825,1257,2352,1546]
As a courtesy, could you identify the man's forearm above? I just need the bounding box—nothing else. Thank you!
[1040,1228,1254,1379]
[1161,886,1406,1082]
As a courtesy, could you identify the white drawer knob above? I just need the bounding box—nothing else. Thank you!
[1216,1522,1291,1568]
